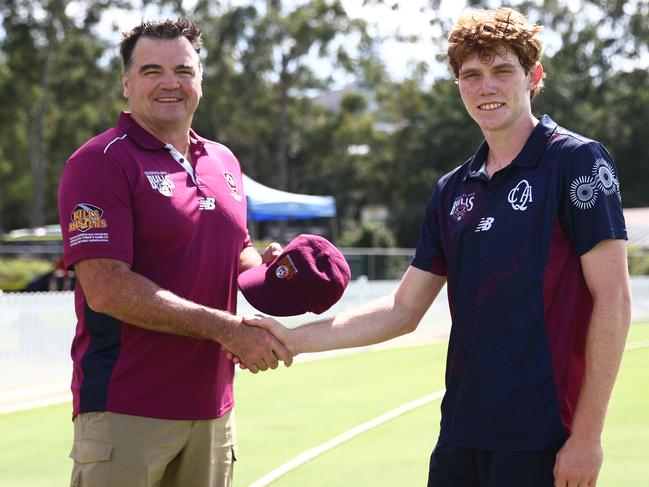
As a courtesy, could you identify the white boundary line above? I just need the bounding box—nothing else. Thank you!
[0,380,71,415]
[249,339,649,486]
[625,339,649,351]
[249,389,445,487]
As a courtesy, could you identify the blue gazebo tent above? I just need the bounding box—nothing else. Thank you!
[243,174,336,221]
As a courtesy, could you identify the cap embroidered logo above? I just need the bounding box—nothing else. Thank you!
[275,256,297,279]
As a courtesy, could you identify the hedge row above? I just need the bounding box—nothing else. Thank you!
[0,258,54,291]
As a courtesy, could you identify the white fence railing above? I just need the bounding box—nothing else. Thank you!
[1,277,648,395]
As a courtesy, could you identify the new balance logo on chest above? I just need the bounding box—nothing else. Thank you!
[475,217,495,232]
[199,197,216,211]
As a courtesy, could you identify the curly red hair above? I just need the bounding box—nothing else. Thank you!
[447,8,545,99]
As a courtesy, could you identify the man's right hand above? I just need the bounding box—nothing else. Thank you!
[243,315,294,351]
[225,317,293,373]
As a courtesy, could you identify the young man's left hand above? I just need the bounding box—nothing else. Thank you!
[553,434,603,487]
[261,242,282,264]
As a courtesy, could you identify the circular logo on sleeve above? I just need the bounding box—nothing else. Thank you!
[570,176,598,210]
[592,158,619,196]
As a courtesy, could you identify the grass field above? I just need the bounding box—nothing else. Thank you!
[0,323,648,486]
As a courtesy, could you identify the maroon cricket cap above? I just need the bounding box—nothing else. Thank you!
[238,234,351,316]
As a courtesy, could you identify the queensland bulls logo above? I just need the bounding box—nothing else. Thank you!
[144,171,175,197]
[450,193,475,222]
[157,177,175,197]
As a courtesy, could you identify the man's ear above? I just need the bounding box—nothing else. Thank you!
[123,73,129,99]
[529,63,544,89]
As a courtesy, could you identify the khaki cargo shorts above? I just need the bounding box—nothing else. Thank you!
[69,409,237,487]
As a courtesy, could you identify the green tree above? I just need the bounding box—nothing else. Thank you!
[2,0,647,248]
[0,0,127,231]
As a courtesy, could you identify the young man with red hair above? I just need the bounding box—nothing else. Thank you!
[245,8,631,487]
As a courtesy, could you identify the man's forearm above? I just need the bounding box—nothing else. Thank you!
[290,295,420,353]
[248,267,448,355]
[77,259,239,344]
[571,239,632,438]
[76,258,295,372]
[553,288,631,485]
[570,293,631,439]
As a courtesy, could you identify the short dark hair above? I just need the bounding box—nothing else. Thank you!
[120,17,203,72]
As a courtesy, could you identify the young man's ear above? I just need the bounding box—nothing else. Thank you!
[528,63,544,89]
[123,73,129,99]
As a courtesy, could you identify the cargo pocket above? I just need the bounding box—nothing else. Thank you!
[69,440,113,487]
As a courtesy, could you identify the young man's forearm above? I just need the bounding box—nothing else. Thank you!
[246,267,447,355]
[289,295,422,353]
[570,291,631,439]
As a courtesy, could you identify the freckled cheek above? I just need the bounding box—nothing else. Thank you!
[459,81,481,97]
[458,87,477,109]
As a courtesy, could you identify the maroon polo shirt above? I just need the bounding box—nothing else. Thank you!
[58,112,251,419]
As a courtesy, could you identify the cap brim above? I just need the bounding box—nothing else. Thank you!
[238,264,308,317]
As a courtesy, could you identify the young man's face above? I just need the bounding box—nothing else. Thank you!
[457,48,541,135]
[123,36,202,133]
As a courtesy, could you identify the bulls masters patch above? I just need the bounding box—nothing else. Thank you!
[68,203,109,247]
[69,203,107,233]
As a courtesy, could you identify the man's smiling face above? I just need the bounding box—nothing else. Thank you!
[123,36,202,133]
[458,48,541,135]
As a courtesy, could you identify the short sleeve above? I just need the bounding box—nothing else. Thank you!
[411,187,447,276]
[560,141,627,256]
[58,150,134,268]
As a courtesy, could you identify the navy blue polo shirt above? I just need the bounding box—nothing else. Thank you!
[412,115,627,451]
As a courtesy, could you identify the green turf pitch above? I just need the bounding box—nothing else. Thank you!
[0,323,647,487]
[233,342,447,486]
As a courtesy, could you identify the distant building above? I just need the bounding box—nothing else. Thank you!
[313,82,375,112]
[313,83,400,136]
[624,208,649,250]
